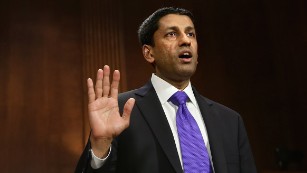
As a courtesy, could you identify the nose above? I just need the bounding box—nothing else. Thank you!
[178,33,191,47]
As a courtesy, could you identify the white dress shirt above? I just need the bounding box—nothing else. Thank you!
[151,74,213,167]
[91,74,214,170]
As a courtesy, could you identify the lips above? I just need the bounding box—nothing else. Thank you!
[179,50,192,58]
[179,52,192,58]
[178,51,192,59]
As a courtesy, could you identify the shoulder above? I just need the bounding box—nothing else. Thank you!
[193,86,240,115]
[195,92,243,123]
[118,81,154,105]
[118,89,137,104]
[119,89,137,98]
[198,95,248,136]
[204,96,240,116]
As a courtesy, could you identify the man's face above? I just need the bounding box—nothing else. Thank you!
[149,14,198,85]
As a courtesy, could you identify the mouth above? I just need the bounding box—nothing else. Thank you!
[178,52,192,59]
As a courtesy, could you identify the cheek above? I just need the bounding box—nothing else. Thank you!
[193,44,198,53]
[192,40,198,51]
[158,48,173,61]
[153,44,167,56]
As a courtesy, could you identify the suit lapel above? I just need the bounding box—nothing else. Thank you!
[193,88,228,173]
[133,82,228,173]
[135,82,183,173]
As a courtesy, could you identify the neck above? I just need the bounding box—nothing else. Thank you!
[155,73,190,90]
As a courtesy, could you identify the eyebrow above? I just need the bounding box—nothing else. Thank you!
[166,26,195,32]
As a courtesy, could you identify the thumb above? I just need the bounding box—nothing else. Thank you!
[122,98,135,127]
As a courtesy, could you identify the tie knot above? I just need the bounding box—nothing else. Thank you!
[169,91,188,106]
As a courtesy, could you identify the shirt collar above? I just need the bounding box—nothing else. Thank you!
[151,73,198,106]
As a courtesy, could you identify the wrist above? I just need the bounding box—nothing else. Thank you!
[90,135,112,158]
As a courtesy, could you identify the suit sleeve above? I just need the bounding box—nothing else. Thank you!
[74,138,118,173]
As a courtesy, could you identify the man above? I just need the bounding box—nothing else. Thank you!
[75,7,257,173]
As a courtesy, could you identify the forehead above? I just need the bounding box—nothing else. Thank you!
[158,14,195,30]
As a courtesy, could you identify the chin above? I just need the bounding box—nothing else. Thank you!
[178,70,196,79]
[181,65,197,74]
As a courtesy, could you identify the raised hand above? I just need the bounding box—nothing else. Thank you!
[87,65,135,158]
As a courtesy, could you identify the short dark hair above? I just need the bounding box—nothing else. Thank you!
[137,7,195,46]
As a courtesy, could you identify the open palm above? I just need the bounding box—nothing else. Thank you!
[87,65,135,157]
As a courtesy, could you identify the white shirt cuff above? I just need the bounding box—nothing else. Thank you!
[90,147,112,169]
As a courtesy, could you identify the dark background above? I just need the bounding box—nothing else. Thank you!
[0,0,306,172]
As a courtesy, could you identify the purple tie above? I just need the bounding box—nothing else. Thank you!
[169,91,212,173]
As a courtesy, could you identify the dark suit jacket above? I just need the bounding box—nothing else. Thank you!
[75,81,257,173]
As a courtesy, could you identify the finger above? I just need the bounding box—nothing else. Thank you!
[95,69,103,99]
[103,65,111,97]
[110,70,120,99]
[87,78,95,103]
[122,98,135,128]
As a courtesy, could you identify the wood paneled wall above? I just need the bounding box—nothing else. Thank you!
[80,0,126,142]
[0,0,126,172]
[0,0,84,172]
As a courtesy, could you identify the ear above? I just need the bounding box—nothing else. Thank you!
[142,45,154,63]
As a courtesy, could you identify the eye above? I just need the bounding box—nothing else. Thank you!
[187,32,196,37]
[166,32,177,37]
